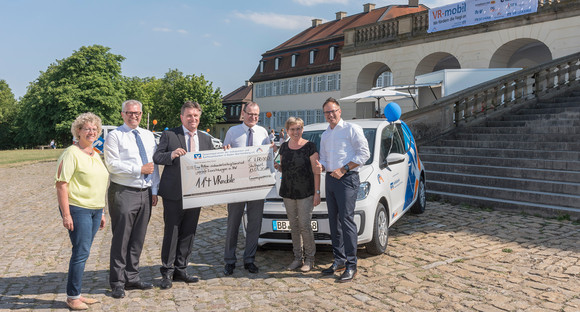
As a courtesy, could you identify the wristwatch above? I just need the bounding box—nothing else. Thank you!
[316,190,320,194]
[343,164,350,173]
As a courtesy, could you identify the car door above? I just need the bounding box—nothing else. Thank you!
[378,123,409,224]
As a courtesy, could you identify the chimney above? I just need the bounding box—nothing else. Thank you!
[408,0,419,7]
[245,80,252,87]
[336,11,347,20]
[312,18,322,27]
[363,3,375,13]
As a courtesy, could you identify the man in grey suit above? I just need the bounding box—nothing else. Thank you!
[153,101,215,289]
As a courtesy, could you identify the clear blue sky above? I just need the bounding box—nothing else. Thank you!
[0,0,454,99]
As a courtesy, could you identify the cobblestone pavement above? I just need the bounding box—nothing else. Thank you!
[1,161,579,311]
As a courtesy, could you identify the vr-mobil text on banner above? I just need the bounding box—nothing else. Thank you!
[428,0,539,33]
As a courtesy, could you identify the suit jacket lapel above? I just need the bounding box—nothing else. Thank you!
[176,127,187,150]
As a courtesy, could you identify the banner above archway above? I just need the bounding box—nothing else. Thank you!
[428,0,539,33]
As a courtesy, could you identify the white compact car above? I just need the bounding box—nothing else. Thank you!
[243,118,426,255]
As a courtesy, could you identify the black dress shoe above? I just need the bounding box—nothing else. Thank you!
[321,263,346,275]
[111,286,125,299]
[125,281,153,290]
[338,269,357,282]
[173,273,199,283]
[244,262,259,273]
[160,276,172,289]
[224,263,235,276]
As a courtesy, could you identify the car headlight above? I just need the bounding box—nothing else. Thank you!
[357,181,370,200]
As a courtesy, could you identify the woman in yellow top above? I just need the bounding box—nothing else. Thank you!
[55,112,109,310]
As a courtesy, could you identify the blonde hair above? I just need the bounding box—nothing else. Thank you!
[71,112,103,141]
[285,117,304,130]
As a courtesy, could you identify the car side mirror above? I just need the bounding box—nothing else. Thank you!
[384,153,405,167]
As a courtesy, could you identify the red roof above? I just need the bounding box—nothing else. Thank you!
[222,83,252,105]
[250,4,428,83]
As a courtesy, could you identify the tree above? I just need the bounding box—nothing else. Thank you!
[151,69,223,131]
[16,45,126,147]
[122,76,161,129]
[0,80,19,149]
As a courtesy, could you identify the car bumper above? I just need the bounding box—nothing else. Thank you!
[248,199,373,246]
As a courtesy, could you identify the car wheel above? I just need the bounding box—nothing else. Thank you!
[410,178,426,214]
[365,202,388,255]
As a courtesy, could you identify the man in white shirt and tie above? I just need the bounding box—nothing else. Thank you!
[222,101,271,276]
[104,100,160,298]
[317,97,370,282]
[153,101,216,289]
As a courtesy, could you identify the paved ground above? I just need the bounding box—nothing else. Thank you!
[0,161,579,311]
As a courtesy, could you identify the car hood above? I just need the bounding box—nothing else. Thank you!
[265,164,374,199]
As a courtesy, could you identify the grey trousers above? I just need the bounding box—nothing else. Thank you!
[224,200,264,265]
[283,196,316,261]
[108,182,152,287]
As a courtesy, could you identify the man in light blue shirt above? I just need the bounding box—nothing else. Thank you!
[222,101,271,276]
[317,97,370,282]
[104,100,160,298]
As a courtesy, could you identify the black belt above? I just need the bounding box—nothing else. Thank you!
[112,181,149,192]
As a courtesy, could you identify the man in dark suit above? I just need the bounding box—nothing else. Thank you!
[153,101,215,289]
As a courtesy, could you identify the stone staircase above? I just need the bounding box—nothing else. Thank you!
[420,90,580,219]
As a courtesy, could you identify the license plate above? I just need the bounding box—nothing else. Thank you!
[272,220,318,232]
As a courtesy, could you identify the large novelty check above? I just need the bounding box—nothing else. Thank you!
[180,145,276,208]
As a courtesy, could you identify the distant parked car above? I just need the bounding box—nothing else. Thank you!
[153,131,162,145]
[199,130,223,149]
[245,118,426,255]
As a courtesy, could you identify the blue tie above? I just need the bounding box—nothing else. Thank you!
[133,130,151,182]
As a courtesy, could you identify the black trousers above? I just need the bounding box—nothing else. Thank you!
[108,182,152,288]
[160,197,201,277]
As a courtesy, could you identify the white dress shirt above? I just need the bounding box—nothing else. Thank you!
[104,124,160,194]
[224,123,271,148]
[183,126,199,152]
[319,119,370,172]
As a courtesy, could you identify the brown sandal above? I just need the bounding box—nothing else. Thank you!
[79,296,99,305]
[66,298,88,310]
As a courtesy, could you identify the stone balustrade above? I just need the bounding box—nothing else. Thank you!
[402,51,580,143]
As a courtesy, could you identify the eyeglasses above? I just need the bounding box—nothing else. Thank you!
[323,109,340,115]
[244,111,259,117]
[123,111,142,117]
[81,127,98,133]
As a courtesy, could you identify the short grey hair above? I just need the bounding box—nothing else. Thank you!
[71,112,102,141]
[121,100,143,112]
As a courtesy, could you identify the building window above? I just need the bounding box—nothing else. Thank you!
[291,54,298,67]
[376,71,393,88]
[260,60,265,73]
[275,57,281,70]
[309,50,317,64]
[329,46,336,61]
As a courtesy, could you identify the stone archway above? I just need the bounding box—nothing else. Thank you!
[356,62,390,92]
[415,52,461,77]
[489,39,552,69]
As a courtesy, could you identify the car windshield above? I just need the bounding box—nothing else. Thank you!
[302,129,375,165]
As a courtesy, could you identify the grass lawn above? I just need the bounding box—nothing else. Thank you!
[0,148,65,167]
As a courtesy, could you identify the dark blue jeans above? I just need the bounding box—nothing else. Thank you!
[325,171,360,270]
[66,205,102,298]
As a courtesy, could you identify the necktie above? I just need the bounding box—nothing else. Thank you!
[188,131,196,152]
[133,130,151,182]
[247,128,253,147]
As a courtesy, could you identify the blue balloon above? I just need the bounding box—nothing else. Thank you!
[384,102,401,122]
